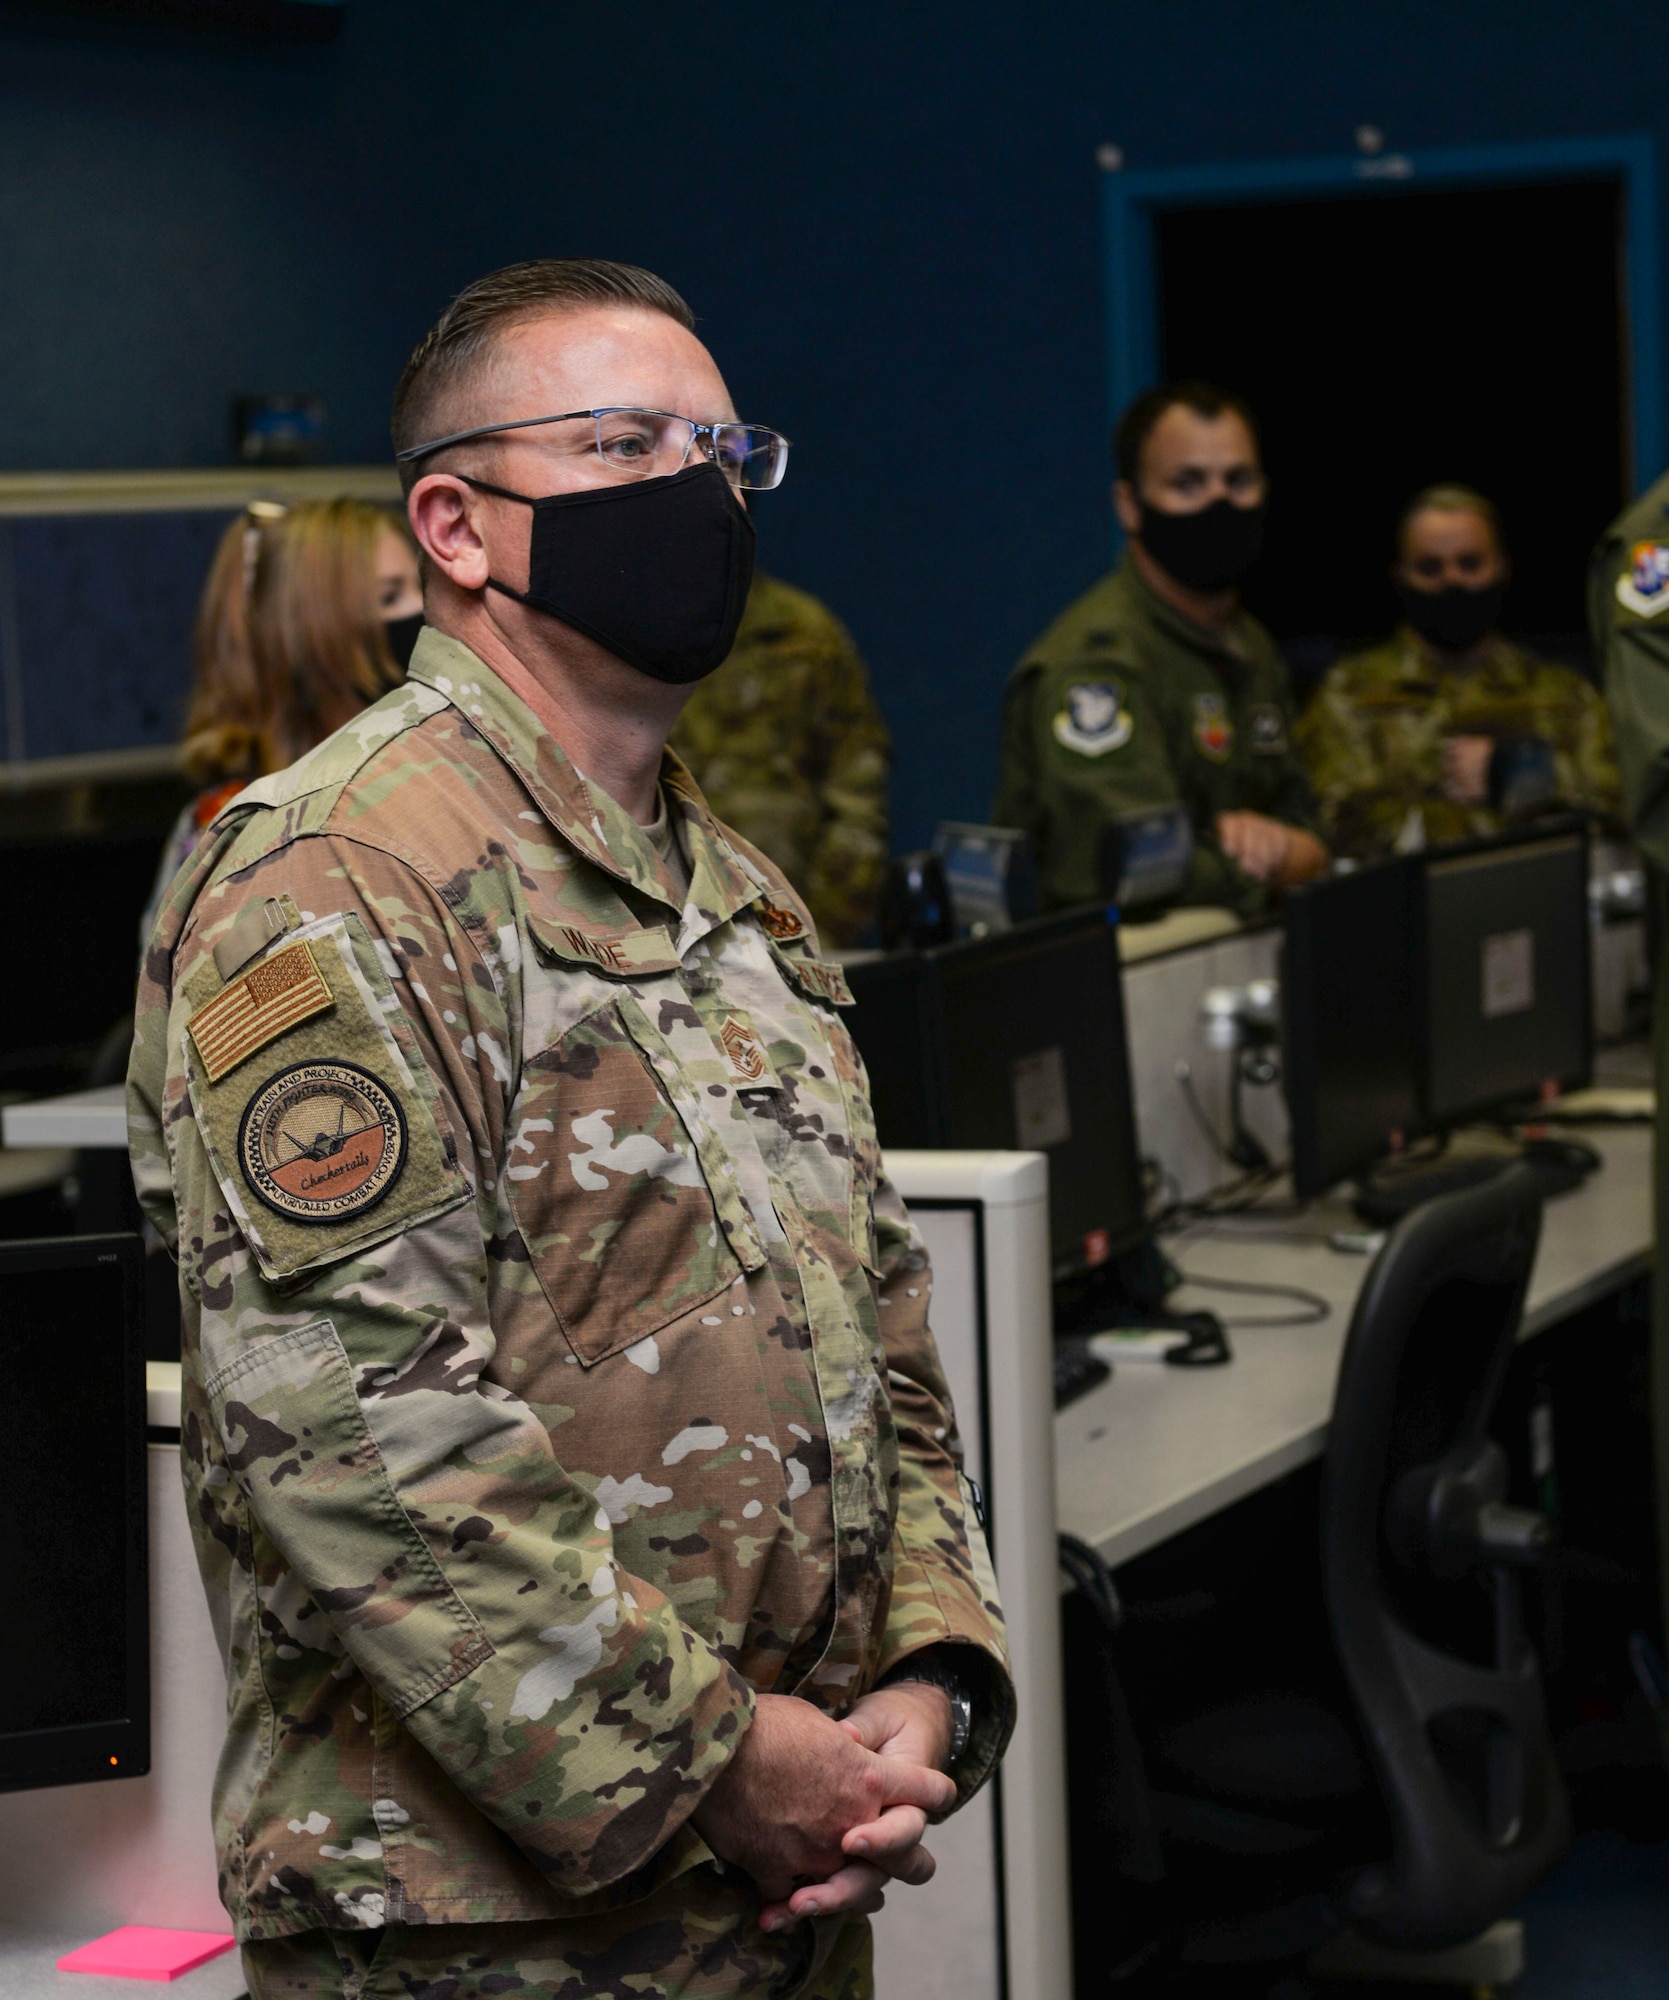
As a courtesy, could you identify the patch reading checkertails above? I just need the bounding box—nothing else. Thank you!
[238,1060,407,1223]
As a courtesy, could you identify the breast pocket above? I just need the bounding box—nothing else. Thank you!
[505,1000,764,1365]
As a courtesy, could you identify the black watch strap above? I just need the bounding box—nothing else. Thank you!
[877,1653,974,1769]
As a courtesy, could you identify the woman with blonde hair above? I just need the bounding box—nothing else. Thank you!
[151,496,423,897]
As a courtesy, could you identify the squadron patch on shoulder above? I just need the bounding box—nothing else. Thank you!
[1193,692,1234,762]
[187,940,334,1083]
[1617,541,1669,618]
[1053,680,1133,757]
[238,1060,408,1224]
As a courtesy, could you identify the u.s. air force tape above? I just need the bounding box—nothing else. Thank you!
[238,1060,407,1224]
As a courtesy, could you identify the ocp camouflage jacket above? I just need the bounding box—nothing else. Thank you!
[1297,627,1622,860]
[126,629,1012,1948]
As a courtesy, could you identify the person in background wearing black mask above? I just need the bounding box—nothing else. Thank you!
[1297,483,1622,859]
[995,380,1327,915]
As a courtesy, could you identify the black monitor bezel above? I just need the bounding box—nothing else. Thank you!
[1419,818,1594,1130]
[925,903,1149,1274]
[1282,852,1427,1201]
[0,1232,149,1794]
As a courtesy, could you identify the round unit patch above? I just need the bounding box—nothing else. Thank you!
[238,1060,407,1224]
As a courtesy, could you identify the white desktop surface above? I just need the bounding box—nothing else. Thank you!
[1057,1116,1654,1571]
[3,1084,126,1150]
[0,1929,244,2000]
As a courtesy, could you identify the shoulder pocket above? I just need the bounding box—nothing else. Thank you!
[180,912,469,1284]
[207,1317,493,1715]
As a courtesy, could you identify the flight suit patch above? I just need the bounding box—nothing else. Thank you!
[1193,693,1234,762]
[1617,541,1669,617]
[239,1060,408,1223]
[1248,703,1288,755]
[1052,680,1133,757]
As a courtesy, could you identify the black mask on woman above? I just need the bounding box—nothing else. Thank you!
[460,461,756,686]
[382,612,425,674]
[1397,580,1507,656]
[1138,497,1267,593]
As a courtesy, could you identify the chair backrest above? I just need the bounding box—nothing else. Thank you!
[1321,1164,1568,1949]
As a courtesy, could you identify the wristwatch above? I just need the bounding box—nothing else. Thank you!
[877,1651,974,1770]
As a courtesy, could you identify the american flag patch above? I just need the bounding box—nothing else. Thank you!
[187,940,334,1083]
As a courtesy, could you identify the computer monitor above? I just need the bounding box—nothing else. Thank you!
[847,907,1146,1280]
[1283,855,1424,1200]
[0,1234,148,1792]
[0,833,162,1089]
[1422,824,1592,1126]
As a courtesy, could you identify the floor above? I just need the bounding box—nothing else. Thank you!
[1517,1832,1669,1999]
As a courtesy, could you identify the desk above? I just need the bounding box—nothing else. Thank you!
[2,1082,125,1149]
[1057,1108,1654,1571]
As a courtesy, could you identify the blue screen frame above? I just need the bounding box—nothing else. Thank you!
[1100,133,1663,501]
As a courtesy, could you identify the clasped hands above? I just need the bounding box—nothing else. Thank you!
[691,1683,956,1933]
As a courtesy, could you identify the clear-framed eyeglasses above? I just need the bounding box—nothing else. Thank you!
[395,407,790,491]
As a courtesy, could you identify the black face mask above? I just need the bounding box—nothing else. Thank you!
[382,612,424,674]
[462,461,756,685]
[1138,497,1267,592]
[1398,580,1507,656]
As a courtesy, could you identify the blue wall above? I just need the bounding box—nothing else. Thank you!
[2,0,1667,840]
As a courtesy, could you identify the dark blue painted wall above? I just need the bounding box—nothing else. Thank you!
[2,0,1665,838]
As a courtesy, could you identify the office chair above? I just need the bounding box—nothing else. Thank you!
[1065,1166,1566,1989]
[1321,1161,1567,1948]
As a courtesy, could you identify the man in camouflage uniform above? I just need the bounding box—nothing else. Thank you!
[127,259,1011,2000]
[994,381,1327,917]
[670,575,890,947]
[1591,475,1669,1618]
[1300,484,1620,859]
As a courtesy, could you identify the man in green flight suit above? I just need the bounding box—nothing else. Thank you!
[1300,484,1621,859]
[670,574,891,947]
[1591,475,1669,1618]
[994,381,1328,915]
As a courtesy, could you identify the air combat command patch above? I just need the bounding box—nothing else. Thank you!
[1053,680,1134,757]
[239,1060,407,1223]
[1193,692,1234,762]
[1617,541,1669,617]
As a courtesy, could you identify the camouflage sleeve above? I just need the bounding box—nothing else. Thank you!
[1560,672,1626,830]
[870,1171,1016,1803]
[133,834,753,1903]
[1592,536,1669,871]
[802,623,891,948]
[1294,671,1420,859]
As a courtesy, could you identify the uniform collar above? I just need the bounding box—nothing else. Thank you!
[1394,624,1525,685]
[1117,548,1252,665]
[407,628,765,941]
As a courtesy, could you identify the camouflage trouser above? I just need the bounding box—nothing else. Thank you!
[239,1908,872,2000]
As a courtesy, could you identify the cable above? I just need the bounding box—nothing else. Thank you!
[1173,1058,1233,1163]
[1167,1267,1332,1328]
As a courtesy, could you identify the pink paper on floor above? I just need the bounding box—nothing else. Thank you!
[57,1926,238,1981]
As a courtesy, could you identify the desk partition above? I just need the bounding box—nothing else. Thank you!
[0,1152,1068,2000]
